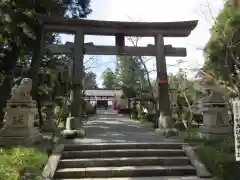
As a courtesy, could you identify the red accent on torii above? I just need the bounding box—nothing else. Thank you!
[159,79,168,84]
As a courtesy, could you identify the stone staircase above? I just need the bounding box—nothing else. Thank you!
[53,142,202,179]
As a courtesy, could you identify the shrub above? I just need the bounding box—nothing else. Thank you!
[182,128,239,180]
[196,146,240,180]
[0,147,48,180]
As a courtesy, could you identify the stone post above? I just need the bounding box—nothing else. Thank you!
[154,34,178,137]
[62,31,85,138]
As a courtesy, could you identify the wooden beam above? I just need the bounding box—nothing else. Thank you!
[43,26,192,37]
[38,15,198,37]
[47,44,187,57]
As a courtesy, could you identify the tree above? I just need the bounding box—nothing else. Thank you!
[0,0,92,126]
[84,71,98,89]
[101,68,118,89]
[203,0,240,94]
[168,69,202,129]
[115,56,140,97]
[124,35,157,112]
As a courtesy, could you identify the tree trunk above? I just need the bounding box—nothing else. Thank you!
[138,56,158,113]
[0,75,13,127]
[0,43,20,126]
[29,27,44,127]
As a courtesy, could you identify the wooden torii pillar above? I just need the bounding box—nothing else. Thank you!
[155,35,170,115]
[37,15,198,137]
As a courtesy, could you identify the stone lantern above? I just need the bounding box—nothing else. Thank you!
[197,78,232,139]
[42,101,56,131]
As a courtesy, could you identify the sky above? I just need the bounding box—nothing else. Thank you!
[60,0,224,87]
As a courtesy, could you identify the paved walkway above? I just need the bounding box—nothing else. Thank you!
[64,109,182,144]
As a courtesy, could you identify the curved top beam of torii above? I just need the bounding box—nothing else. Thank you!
[37,14,198,37]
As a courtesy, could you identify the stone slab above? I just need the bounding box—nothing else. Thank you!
[0,126,41,136]
[63,142,185,151]
[41,144,65,180]
[58,156,191,168]
[182,145,211,178]
[61,149,186,159]
[55,165,196,179]
[56,177,212,180]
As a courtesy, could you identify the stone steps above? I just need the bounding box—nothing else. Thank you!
[63,142,184,151]
[61,149,186,159]
[55,177,203,180]
[59,156,191,168]
[54,142,198,179]
[55,166,196,178]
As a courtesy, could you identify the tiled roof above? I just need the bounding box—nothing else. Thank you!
[85,89,122,97]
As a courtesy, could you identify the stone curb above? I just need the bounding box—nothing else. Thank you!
[182,145,212,178]
[41,144,65,180]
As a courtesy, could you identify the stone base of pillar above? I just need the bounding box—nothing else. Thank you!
[0,126,42,146]
[61,116,85,139]
[155,115,179,137]
[155,128,179,137]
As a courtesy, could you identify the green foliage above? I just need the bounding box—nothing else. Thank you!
[115,56,147,98]
[180,127,204,143]
[101,68,117,89]
[64,0,92,18]
[0,0,92,123]
[168,70,202,125]
[84,71,98,89]
[204,0,240,82]
[182,128,240,180]
[196,145,240,180]
[0,0,92,76]
[0,147,48,180]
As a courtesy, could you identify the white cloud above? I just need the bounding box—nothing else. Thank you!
[59,0,224,86]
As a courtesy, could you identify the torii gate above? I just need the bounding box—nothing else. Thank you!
[37,15,198,137]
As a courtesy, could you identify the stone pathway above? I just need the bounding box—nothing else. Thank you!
[64,110,182,144]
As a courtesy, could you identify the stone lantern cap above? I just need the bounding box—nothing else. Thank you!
[196,76,231,93]
[195,77,229,106]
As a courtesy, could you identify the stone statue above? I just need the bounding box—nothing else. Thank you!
[10,78,33,102]
[0,78,41,146]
